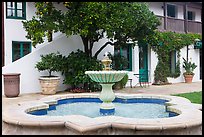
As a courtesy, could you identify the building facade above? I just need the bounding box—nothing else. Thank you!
[2,2,202,94]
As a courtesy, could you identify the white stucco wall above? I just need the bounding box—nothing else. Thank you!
[147,2,184,19]
[167,45,201,83]
[92,37,114,60]
[187,6,202,22]
[125,44,140,87]
[147,2,164,16]
[2,34,84,95]
[148,48,158,84]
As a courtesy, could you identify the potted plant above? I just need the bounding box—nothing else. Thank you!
[182,58,197,83]
[35,52,63,95]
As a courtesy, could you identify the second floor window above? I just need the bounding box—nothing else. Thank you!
[187,11,195,20]
[167,4,177,18]
[6,2,26,19]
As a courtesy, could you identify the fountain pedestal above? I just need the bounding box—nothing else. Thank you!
[99,83,115,115]
[85,52,128,116]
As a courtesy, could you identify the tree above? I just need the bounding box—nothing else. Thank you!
[22,2,160,58]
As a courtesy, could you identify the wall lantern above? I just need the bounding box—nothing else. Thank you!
[194,39,202,49]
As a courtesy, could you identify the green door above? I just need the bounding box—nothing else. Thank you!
[138,41,148,82]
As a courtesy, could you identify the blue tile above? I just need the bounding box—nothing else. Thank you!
[48,105,56,110]
[100,108,115,116]
[28,109,47,115]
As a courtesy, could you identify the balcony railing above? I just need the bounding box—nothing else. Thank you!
[167,17,185,33]
[156,15,202,34]
[187,20,202,34]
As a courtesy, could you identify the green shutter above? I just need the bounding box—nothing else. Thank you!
[169,51,176,74]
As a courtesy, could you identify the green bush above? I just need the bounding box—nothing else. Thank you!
[61,49,103,91]
[113,74,129,90]
[35,52,64,77]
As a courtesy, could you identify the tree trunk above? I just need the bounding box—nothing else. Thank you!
[47,2,53,42]
[81,36,89,56]
[48,30,52,42]
[89,40,94,57]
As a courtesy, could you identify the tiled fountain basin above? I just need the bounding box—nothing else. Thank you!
[2,93,202,135]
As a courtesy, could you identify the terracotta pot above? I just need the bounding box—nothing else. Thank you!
[184,74,194,83]
[39,76,60,95]
[3,73,21,97]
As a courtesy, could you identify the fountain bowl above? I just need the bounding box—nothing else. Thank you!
[85,70,128,83]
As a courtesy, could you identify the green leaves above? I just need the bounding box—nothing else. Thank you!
[144,31,201,84]
[22,2,63,47]
[35,52,64,76]
[61,50,103,88]
[23,2,160,57]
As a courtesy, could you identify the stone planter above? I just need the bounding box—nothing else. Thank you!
[3,73,21,97]
[39,76,60,95]
[183,74,194,83]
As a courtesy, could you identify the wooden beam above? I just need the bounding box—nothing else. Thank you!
[163,2,167,30]
[184,2,188,33]
[2,2,4,67]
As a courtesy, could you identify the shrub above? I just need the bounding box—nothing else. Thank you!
[113,74,129,90]
[61,49,103,91]
[35,52,64,77]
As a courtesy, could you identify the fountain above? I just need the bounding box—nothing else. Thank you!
[85,52,128,115]
[3,54,202,135]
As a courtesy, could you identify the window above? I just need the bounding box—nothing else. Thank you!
[114,44,132,71]
[169,51,176,74]
[6,2,26,19]
[187,11,195,20]
[12,41,31,62]
[167,4,177,18]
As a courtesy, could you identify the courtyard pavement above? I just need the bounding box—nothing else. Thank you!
[2,81,202,135]
[2,81,202,106]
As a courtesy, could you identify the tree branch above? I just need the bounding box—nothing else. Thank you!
[94,41,115,58]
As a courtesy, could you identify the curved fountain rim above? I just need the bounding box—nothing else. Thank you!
[3,93,202,133]
[85,70,129,74]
